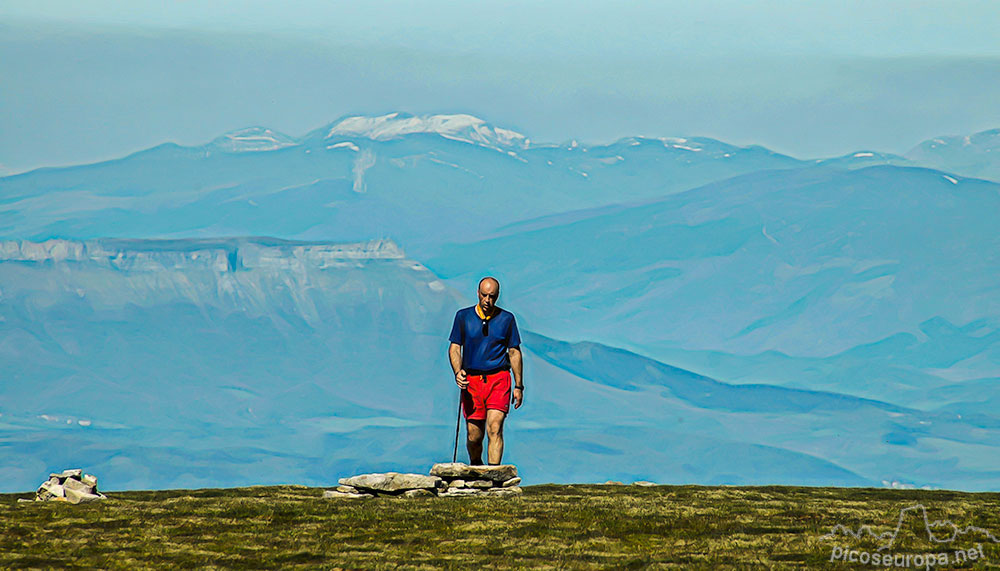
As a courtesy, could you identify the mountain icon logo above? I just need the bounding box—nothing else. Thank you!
[821,504,1000,551]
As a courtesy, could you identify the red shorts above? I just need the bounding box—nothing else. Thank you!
[462,370,512,420]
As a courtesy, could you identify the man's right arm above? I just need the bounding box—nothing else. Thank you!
[449,342,468,389]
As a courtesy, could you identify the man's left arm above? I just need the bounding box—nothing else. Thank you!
[509,346,524,409]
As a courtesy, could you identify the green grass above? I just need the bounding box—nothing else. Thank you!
[2,484,1000,569]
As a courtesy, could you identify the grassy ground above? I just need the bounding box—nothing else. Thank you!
[2,484,1000,569]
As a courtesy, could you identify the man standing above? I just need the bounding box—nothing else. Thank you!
[449,277,524,466]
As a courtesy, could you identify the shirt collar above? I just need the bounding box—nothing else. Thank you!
[475,305,497,320]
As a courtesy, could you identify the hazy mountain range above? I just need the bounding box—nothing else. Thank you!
[1,113,998,492]
[4,237,999,492]
[4,112,998,257]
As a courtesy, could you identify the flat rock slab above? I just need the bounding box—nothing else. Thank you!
[65,488,105,504]
[323,490,373,499]
[62,478,96,495]
[439,488,484,497]
[340,472,442,493]
[487,486,523,497]
[37,481,65,499]
[430,463,517,483]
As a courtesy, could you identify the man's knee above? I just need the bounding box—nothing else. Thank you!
[467,421,486,443]
[486,417,504,438]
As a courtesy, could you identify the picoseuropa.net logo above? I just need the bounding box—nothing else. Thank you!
[820,504,1000,569]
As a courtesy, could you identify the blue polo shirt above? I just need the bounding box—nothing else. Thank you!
[449,306,521,373]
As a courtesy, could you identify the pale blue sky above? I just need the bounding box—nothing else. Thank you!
[2,1,999,174]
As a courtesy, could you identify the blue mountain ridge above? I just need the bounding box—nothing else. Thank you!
[520,331,1000,491]
[13,113,993,260]
[426,165,1000,405]
[0,116,808,259]
[906,128,1000,182]
[522,331,907,414]
[2,238,999,491]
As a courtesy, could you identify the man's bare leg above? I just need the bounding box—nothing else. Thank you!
[486,409,507,465]
[466,419,486,465]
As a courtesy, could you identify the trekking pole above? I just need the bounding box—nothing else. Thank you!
[452,389,463,463]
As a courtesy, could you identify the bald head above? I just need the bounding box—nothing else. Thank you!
[477,277,500,314]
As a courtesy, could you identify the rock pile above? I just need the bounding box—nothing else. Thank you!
[22,469,107,504]
[324,463,522,499]
[431,463,522,497]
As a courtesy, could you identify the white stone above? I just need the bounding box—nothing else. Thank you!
[439,488,483,497]
[323,490,372,499]
[488,486,523,497]
[51,469,83,481]
[64,487,103,504]
[63,477,96,495]
[430,463,517,482]
[468,480,493,489]
[430,463,472,478]
[502,477,522,488]
[403,489,435,498]
[633,481,657,487]
[37,481,65,500]
[340,472,442,492]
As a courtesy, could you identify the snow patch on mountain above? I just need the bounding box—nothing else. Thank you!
[324,113,529,151]
[812,150,911,169]
[327,141,360,152]
[661,137,703,151]
[352,148,376,193]
[608,136,774,159]
[209,127,298,152]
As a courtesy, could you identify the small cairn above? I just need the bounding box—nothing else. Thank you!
[324,463,522,499]
[21,469,107,504]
